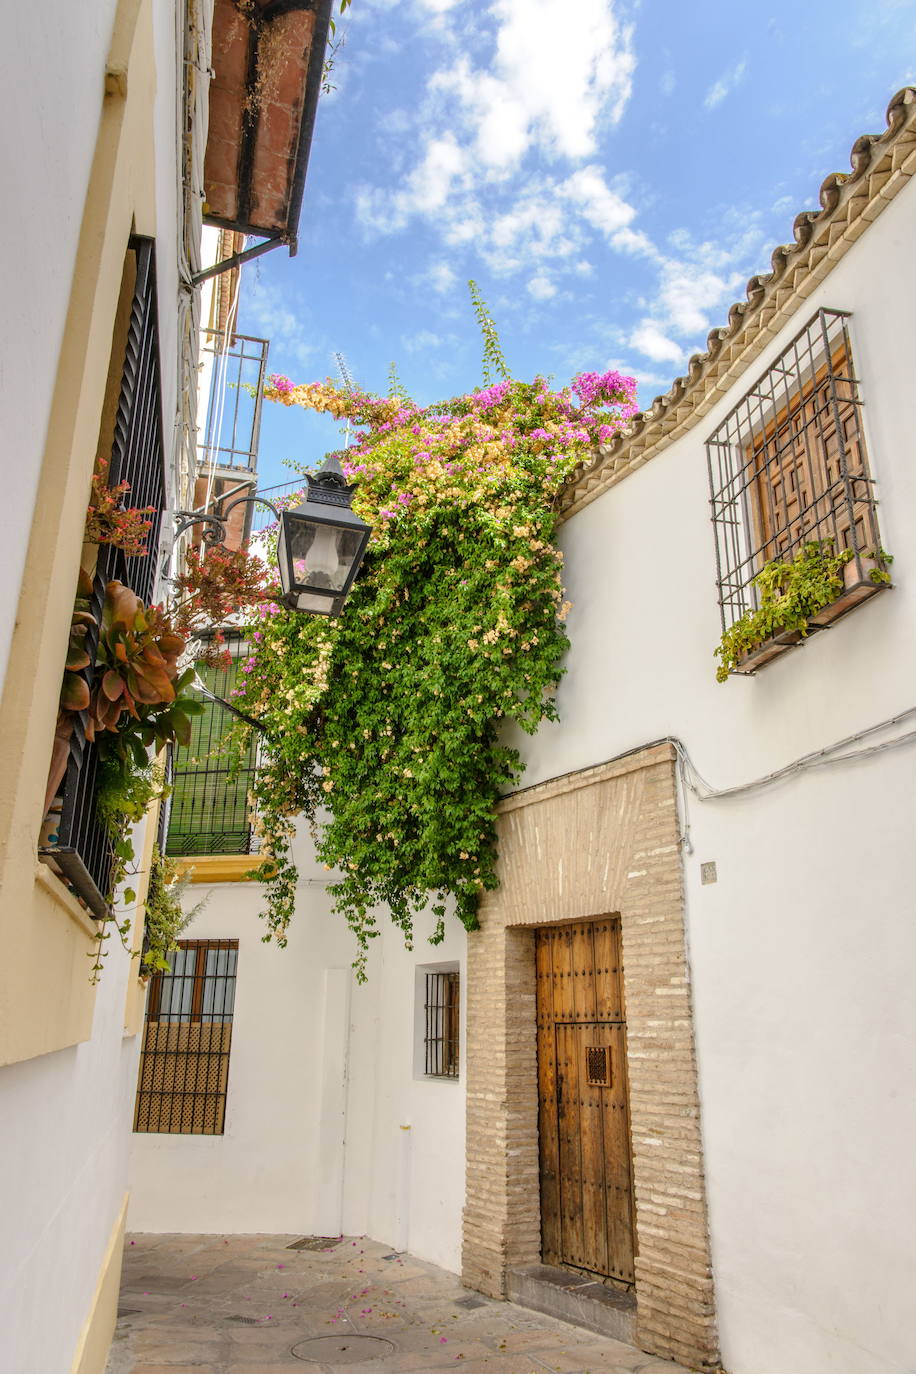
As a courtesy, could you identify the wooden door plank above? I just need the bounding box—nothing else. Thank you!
[570,921,597,1023]
[555,1022,587,1271]
[600,1022,636,1285]
[593,918,624,1023]
[536,930,561,1266]
[550,924,574,1024]
[574,1021,610,1278]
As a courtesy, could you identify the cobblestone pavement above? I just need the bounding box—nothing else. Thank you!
[107,1234,693,1374]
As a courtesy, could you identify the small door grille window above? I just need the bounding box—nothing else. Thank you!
[134,939,238,1134]
[424,970,459,1078]
[586,1046,610,1087]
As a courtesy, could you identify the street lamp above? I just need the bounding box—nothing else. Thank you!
[276,456,372,616]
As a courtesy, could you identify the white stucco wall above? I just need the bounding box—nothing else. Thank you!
[128,833,467,1275]
[513,175,916,1374]
[0,1,120,699]
[0,841,147,1374]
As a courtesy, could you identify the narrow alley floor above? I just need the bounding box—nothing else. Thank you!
[106,1235,694,1374]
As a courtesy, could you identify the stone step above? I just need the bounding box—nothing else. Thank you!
[507,1264,637,1345]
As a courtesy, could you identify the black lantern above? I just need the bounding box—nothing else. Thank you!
[276,456,372,616]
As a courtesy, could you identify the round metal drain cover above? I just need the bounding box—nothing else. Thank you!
[291,1335,396,1364]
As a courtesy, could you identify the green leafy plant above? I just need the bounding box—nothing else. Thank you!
[141,846,202,975]
[239,350,639,976]
[89,750,170,978]
[468,279,511,385]
[713,540,892,682]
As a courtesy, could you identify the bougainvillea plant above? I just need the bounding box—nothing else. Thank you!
[83,456,156,557]
[232,343,637,975]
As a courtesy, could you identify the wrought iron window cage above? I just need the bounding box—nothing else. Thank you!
[197,328,269,474]
[134,938,238,1135]
[706,308,888,673]
[39,237,167,916]
[424,970,460,1078]
[165,633,260,857]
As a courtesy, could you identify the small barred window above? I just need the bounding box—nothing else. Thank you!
[423,969,460,1078]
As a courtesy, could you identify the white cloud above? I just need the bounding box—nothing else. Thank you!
[562,165,635,237]
[629,321,687,365]
[356,133,468,234]
[427,0,635,172]
[704,58,747,111]
[422,260,458,294]
[610,226,657,257]
[655,259,737,336]
[242,278,316,368]
[403,329,447,352]
[527,273,557,301]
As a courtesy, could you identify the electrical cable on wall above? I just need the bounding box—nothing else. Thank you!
[670,704,916,854]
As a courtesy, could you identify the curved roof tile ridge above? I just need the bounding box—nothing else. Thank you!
[561,85,916,518]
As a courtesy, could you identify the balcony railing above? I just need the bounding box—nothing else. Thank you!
[197,329,269,474]
[249,478,306,535]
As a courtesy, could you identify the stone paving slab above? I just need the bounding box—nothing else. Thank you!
[107,1235,695,1374]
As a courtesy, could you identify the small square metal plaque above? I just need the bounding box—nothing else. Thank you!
[700,861,718,885]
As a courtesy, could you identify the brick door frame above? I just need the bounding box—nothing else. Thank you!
[461,742,721,1370]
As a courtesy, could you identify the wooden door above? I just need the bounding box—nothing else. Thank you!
[536,919,635,1287]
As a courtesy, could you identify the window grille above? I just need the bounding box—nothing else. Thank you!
[134,939,238,1134]
[165,635,260,856]
[39,238,166,914]
[424,970,460,1078]
[706,308,886,666]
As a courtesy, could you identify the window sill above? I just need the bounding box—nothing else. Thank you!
[34,860,101,938]
[731,577,889,676]
[170,854,272,884]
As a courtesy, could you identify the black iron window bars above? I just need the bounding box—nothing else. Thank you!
[134,939,238,1134]
[424,970,460,1078]
[706,308,887,672]
[39,238,167,915]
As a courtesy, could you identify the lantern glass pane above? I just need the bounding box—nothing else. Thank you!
[287,520,362,593]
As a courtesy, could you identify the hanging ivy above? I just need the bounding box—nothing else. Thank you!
[234,362,637,976]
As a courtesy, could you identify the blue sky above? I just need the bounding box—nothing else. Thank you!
[237,0,916,489]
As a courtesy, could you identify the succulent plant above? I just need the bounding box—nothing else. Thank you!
[91,581,185,734]
[60,568,96,713]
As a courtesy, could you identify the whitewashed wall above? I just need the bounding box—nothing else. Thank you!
[513,175,916,1374]
[128,831,467,1275]
[0,827,148,1374]
[0,1,120,700]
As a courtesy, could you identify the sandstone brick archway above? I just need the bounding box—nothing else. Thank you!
[461,743,720,1370]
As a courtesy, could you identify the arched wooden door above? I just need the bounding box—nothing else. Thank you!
[535,918,636,1288]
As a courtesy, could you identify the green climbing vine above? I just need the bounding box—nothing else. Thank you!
[234,307,637,975]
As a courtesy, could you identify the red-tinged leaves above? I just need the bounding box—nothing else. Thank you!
[102,669,124,702]
[61,672,90,711]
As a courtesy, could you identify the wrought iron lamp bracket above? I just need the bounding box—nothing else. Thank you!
[173,494,281,546]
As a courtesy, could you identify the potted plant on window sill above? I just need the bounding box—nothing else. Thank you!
[715,541,892,681]
[807,548,893,628]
